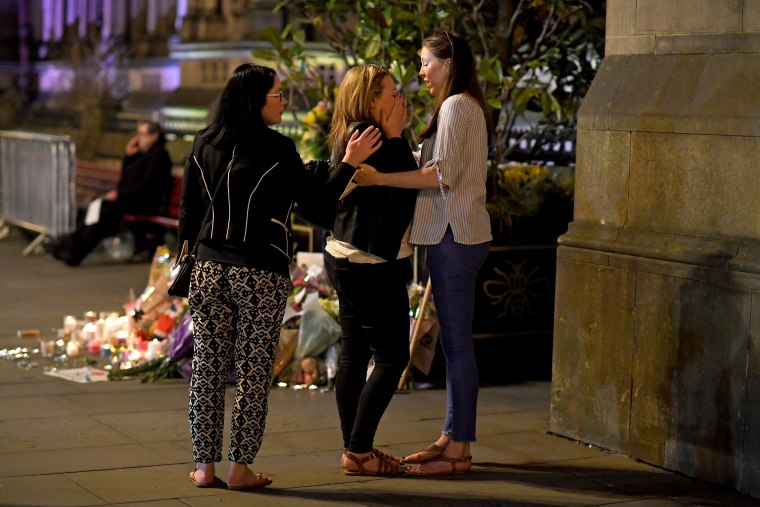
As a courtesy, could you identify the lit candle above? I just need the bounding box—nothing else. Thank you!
[66,340,80,357]
[63,315,77,334]
[146,339,161,360]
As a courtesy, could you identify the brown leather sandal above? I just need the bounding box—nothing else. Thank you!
[405,454,472,476]
[342,450,404,476]
[342,448,402,465]
[226,471,272,490]
[372,448,402,464]
[400,443,445,464]
[188,467,215,488]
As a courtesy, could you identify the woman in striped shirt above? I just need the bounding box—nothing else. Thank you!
[354,32,492,476]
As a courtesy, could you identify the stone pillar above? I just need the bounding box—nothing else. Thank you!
[550,0,760,498]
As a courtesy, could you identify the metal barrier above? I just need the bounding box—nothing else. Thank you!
[0,131,76,255]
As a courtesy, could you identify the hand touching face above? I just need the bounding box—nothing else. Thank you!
[370,75,400,125]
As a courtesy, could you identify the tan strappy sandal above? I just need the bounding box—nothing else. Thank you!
[372,448,402,464]
[342,450,404,476]
[226,471,272,490]
[405,454,472,476]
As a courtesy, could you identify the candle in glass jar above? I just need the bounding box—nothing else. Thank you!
[63,315,77,334]
[146,339,162,360]
[66,340,80,357]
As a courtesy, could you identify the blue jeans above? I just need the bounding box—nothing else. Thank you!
[426,227,490,442]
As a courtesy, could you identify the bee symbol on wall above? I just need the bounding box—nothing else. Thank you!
[482,260,550,318]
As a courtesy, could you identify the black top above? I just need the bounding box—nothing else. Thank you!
[332,122,418,261]
[117,144,173,215]
[178,127,356,278]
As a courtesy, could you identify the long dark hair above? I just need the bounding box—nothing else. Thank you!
[201,63,276,147]
[420,32,491,139]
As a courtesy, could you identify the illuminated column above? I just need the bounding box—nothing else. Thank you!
[77,0,87,38]
[53,0,64,40]
[40,0,55,43]
[147,0,158,33]
[102,0,112,39]
[113,0,127,38]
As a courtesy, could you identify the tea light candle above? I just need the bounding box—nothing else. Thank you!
[66,340,80,357]
[63,315,77,334]
[146,339,161,360]
[82,322,97,344]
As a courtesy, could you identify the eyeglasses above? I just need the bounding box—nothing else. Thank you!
[266,91,286,102]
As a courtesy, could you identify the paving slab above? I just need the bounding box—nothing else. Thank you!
[92,409,189,443]
[0,442,188,478]
[0,474,106,506]
[0,232,759,506]
[0,414,135,453]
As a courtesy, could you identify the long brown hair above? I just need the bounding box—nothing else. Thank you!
[328,64,394,167]
[420,32,491,140]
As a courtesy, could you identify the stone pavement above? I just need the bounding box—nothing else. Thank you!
[0,231,758,506]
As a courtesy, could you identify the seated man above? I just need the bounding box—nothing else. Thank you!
[53,121,173,266]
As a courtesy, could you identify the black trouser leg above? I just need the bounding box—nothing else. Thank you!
[328,254,412,453]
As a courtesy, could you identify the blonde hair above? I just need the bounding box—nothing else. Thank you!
[328,64,393,167]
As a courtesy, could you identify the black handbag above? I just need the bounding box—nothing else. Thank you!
[168,151,233,298]
[168,239,194,298]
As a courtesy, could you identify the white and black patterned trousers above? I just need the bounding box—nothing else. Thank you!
[188,259,291,464]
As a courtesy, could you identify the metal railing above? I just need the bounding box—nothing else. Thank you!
[0,131,77,255]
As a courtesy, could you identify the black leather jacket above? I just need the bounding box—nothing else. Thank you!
[332,123,418,261]
[117,144,173,215]
[178,127,355,277]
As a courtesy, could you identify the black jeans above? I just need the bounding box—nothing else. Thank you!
[325,252,412,453]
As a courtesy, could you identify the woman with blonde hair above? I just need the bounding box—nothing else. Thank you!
[324,64,417,476]
[354,32,492,476]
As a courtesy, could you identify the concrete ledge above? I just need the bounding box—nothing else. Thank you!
[606,35,656,55]
[558,222,760,289]
[655,32,760,54]
[578,54,760,137]
[607,33,760,56]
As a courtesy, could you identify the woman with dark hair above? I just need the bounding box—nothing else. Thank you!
[179,63,380,489]
[354,32,492,476]
[324,64,417,476]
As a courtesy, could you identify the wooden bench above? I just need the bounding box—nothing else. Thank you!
[75,159,120,209]
[121,176,181,230]
[76,159,181,228]
[75,159,321,253]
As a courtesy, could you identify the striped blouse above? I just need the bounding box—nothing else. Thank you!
[410,94,492,245]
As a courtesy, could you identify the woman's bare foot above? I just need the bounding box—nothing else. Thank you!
[402,434,450,464]
[406,440,472,475]
[189,462,215,487]
[226,461,272,490]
